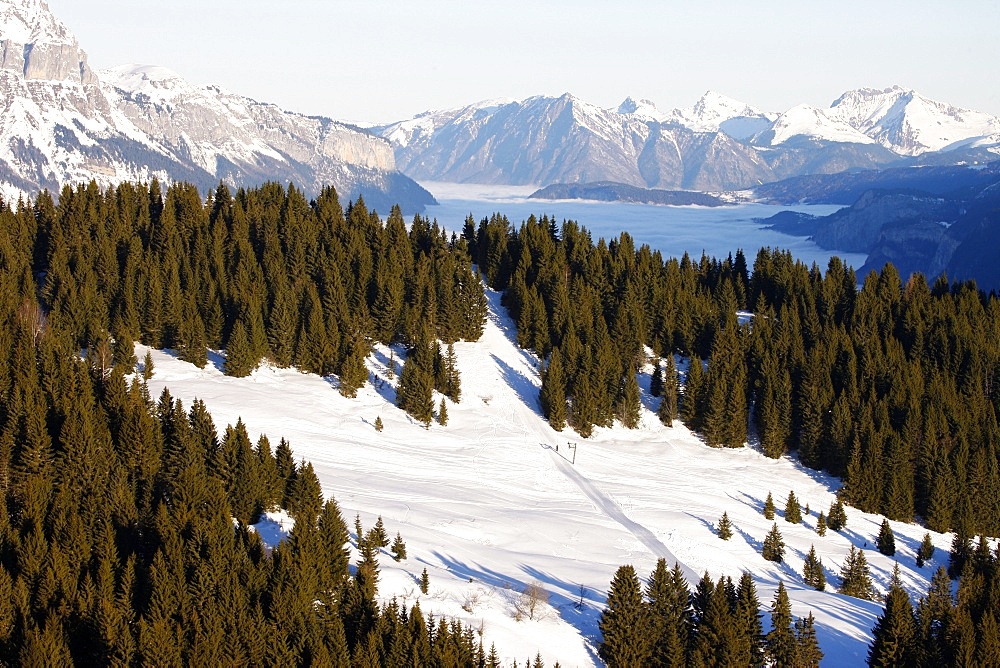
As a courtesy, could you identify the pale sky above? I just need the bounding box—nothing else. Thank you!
[45,0,1000,126]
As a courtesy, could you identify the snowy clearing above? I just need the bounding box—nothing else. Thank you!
[142,287,959,667]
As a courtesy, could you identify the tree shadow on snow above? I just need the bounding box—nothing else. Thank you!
[427,550,602,664]
[685,511,718,537]
[206,349,227,374]
[491,354,541,415]
[367,347,400,405]
[484,288,544,370]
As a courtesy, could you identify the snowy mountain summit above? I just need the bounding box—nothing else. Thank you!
[828,85,1000,155]
[0,0,95,84]
[376,87,1000,192]
[668,90,777,139]
[0,0,433,209]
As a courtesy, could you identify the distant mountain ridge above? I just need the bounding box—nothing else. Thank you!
[755,162,1000,290]
[0,0,434,210]
[374,87,1000,192]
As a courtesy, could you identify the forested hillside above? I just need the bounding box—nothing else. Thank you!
[467,212,1000,538]
[0,181,496,664]
[2,178,999,664]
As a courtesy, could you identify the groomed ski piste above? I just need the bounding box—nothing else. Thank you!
[137,285,968,667]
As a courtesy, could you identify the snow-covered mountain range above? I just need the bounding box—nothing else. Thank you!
[0,0,433,210]
[375,87,1000,191]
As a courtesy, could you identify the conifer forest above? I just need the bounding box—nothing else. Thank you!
[0,179,998,664]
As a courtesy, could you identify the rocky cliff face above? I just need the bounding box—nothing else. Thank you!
[0,0,432,210]
[102,64,406,202]
[0,0,95,83]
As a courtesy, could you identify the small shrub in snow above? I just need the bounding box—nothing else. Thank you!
[515,580,549,621]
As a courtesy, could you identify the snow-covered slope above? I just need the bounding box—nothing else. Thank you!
[756,103,876,147]
[0,0,433,210]
[140,286,963,667]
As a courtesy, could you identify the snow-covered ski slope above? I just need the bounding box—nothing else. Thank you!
[140,286,962,667]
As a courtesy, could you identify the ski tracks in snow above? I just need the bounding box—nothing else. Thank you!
[546,448,700,583]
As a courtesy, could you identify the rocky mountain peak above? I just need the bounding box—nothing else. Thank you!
[0,0,96,84]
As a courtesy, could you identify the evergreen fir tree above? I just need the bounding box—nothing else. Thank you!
[839,546,875,601]
[764,492,776,520]
[735,571,765,668]
[539,348,568,431]
[616,371,641,429]
[397,335,435,427]
[374,416,384,432]
[598,564,650,668]
[816,512,827,536]
[803,545,826,591]
[338,334,369,398]
[916,533,934,568]
[762,523,785,563]
[658,354,680,427]
[649,357,663,398]
[223,319,258,377]
[645,559,691,667]
[371,515,390,548]
[827,499,847,531]
[766,582,797,668]
[795,612,823,668]
[867,565,916,667]
[718,511,733,540]
[420,568,429,595]
[976,613,1000,667]
[784,490,802,523]
[143,349,154,380]
[876,519,896,556]
[947,521,972,579]
[391,532,407,561]
[681,355,704,431]
[438,398,449,426]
